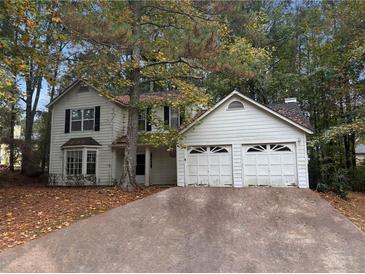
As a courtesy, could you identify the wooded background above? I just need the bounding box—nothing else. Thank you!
[0,0,364,193]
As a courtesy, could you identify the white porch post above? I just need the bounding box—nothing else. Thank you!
[144,146,151,186]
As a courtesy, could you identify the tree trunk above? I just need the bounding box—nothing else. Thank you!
[121,1,142,191]
[121,88,140,191]
[8,103,15,172]
[22,75,42,174]
[350,132,356,168]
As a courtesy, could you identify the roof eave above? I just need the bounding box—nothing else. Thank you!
[47,79,81,108]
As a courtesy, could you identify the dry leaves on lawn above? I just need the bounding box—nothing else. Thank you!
[0,181,165,252]
[320,191,365,233]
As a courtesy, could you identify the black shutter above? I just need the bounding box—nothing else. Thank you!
[95,106,100,131]
[64,109,70,133]
[146,107,152,131]
[164,106,169,126]
[179,108,185,127]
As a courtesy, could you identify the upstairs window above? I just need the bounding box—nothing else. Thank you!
[71,108,94,132]
[138,108,151,132]
[138,112,147,131]
[164,106,181,129]
[170,108,180,129]
[228,101,244,110]
[71,110,82,131]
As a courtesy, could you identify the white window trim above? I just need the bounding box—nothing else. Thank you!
[70,107,95,132]
[169,107,180,129]
[63,147,99,178]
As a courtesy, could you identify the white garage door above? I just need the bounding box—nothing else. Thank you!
[242,143,297,187]
[186,146,232,186]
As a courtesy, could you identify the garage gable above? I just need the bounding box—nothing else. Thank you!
[181,91,313,136]
[177,91,311,189]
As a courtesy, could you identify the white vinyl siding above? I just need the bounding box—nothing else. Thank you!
[49,83,124,185]
[177,95,310,188]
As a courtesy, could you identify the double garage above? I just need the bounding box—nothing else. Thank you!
[185,143,297,187]
[177,91,312,188]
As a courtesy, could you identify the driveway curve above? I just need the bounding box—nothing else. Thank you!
[0,187,364,272]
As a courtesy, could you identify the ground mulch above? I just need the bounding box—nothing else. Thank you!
[0,173,166,252]
[320,191,365,233]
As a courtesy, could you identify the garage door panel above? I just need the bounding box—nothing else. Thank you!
[244,165,257,175]
[243,143,297,187]
[270,165,282,175]
[257,176,270,185]
[281,154,295,164]
[269,154,281,163]
[220,165,232,175]
[187,176,198,185]
[220,155,231,162]
[209,166,220,175]
[209,176,220,186]
[256,154,269,164]
[188,166,198,175]
[283,166,295,175]
[186,146,232,187]
[209,156,220,164]
[199,165,209,175]
[188,157,198,165]
[270,176,283,186]
[245,154,257,163]
[199,155,208,163]
[245,176,257,185]
[257,166,269,176]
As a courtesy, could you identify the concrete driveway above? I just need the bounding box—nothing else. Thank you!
[0,187,364,272]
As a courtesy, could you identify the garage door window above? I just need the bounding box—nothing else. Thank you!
[269,144,291,152]
[247,145,266,152]
[210,146,229,153]
[247,144,292,153]
[189,147,207,154]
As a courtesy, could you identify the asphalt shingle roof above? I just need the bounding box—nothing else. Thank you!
[268,102,313,131]
[115,92,180,105]
[62,137,101,147]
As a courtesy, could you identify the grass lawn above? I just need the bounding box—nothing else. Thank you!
[320,191,365,233]
[0,174,165,252]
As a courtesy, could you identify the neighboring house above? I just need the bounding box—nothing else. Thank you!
[355,144,365,165]
[48,80,313,188]
[0,125,22,169]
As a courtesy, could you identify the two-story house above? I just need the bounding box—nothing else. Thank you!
[48,80,313,188]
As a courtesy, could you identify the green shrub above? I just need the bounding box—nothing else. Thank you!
[317,162,350,198]
[348,166,365,192]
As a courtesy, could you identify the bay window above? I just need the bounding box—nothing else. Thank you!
[66,150,83,175]
[86,151,97,175]
[65,149,97,176]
